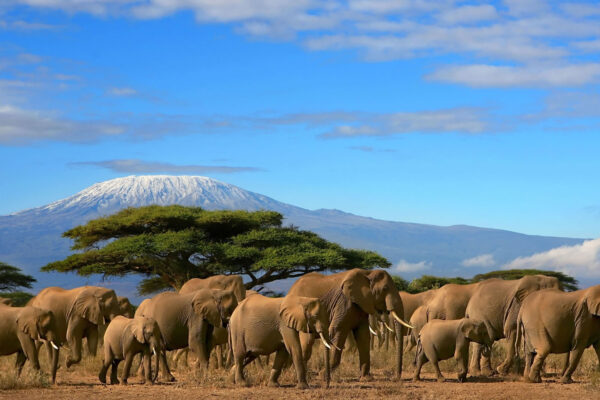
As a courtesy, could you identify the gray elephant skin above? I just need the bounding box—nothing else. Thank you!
[229,293,334,388]
[518,285,600,383]
[99,315,163,385]
[414,318,492,382]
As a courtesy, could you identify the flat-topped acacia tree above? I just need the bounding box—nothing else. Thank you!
[43,205,390,294]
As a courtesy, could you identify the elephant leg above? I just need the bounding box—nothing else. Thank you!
[87,327,99,357]
[15,351,27,376]
[143,352,152,384]
[480,344,494,376]
[99,352,112,384]
[283,329,308,389]
[215,345,224,369]
[523,351,534,379]
[299,332,315,364]
[497,332,516,374]
[330,330,348,372]
[268,348,290,387]
[413,349,427,381]
[594,342,600,372]
[455,346,469,382]
[469,342,482,375]
[21,337,40,371]
[233,351,253,386]
[431,356,445,382]
[160,349,176,382]
[560,347,585,384]
[354,323,373,381]
[528,347,550,383]
[110,359,120,385]
[560,352,570,377]
[121,353,134,384]
[395,322,404,380]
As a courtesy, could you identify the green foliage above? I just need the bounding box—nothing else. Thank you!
[471,269,579,291]
[0,291,34,306]
[0,262,36,292]
[391,275,410,292]
[44,205,390,295]
[407,275,470,293]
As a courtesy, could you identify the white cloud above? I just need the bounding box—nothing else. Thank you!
[70,159,263,174]
[427,63,600,87]
[504,238,600,278]
[438,5,498,25]
[462,254,496,268]
[394,259,432,273]
[107,87,138,97]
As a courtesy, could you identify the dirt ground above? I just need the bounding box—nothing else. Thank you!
[1,344,599,399]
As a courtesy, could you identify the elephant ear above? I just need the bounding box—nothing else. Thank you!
[16,308,39,340]
[192,291,222,327]
[512,276,541,304]
[129,319,146,344]
[341,270,377,315]
[280,296,313,333]
[70,292,103,326]
[460,319,481,342]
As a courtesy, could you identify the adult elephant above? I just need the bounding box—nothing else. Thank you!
[117,296,135,318]
[519,285,600,383]
[426,282,481,321]
[28,286,120,375]
[399,289,437,323]
[288,269,412,380]
[135,288,237,381]
[465,275,561,375]
[178,275,245,369]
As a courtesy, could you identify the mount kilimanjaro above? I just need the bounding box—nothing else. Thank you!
[0,175,584,300]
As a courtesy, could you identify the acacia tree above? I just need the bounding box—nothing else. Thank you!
[471,269,579,291]
[0,262,36,305]
[43,205,390,294]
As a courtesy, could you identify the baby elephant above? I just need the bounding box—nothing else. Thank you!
[230,293,335,389]
[99,315,163,385]
[414,318,491,382]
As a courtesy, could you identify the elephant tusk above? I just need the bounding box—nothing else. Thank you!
[391,311,414,329]
[152,348,157,356]
[319,332,332,350]
[383,321,394,332]
[332,343,342,351]
[369,326,379,337]
[50,341,59,350]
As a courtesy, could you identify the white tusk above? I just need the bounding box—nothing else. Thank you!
[383,321,394,332]
[319,332,331,349]
[51,341,59,350]
[391,311,414,329]
[332,343,342,351]
[152,348,157,356]
[369,326,378,336]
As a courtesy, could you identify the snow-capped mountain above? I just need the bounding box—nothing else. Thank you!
[0,175,586,301]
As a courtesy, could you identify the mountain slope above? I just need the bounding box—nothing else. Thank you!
[0,175,585,300]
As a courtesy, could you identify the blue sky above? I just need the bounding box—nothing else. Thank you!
[1,0,600,240]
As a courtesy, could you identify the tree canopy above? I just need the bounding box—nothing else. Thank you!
[471,269,579,291]
[0,262,36,292]
[393,269,579,293]
[43,205,390,294]
[0,262,36,306]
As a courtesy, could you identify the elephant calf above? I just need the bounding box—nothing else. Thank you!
[0,305,60,378]
[230,293,334,389]
[99,316,163,385]
[414,318,491,382]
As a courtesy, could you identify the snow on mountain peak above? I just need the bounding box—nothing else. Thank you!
[15,175,290,217]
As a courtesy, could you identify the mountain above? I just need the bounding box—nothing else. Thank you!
[0,175,585,301]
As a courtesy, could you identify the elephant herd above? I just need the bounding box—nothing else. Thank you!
[0,269,599,390]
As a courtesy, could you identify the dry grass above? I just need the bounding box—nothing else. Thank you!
[1,339,599,399]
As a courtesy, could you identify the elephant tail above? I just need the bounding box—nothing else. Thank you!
[414,335,423,365]
[515,312,524,359]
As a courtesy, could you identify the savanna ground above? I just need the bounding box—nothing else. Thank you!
[1,339,599,399]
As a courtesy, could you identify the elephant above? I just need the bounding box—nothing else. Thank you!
[135,288,237,381]
[287,268,412,380]
[99,315,164,385]
[28,285,121,381]
[0,305,61,379]
[413,318,492,382]
[399,289,438,323]
[518,285,600,384]
[425,282,481,321]
[406,305,428,351]
[177,275,246,369]
[230,293,334,389]
[465,275,561,375]
[117,296,135,318]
